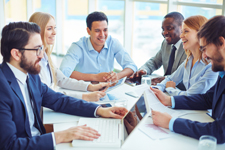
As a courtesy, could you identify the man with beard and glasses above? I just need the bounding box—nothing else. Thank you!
[0,22,128,150]
[149,15,225,144]
[130,12,187,86]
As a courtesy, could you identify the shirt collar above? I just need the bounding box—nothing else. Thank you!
[87,37,108,51]
[173,39,182,50]
[219,71,225,78]
[6,62,28,85]
[188,55,205,65]
[41,52,48,66]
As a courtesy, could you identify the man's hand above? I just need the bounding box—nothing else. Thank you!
[54,125,100,144]
[103,71,119,83]
[94,72,110,82]
[82,91,106,102]
[96,107,128,119]
[124,111,138,134]
[87,82,110,91]
[150,87,172,106]
[130,70,147,78]
[152,110,172,129]
[151,76,165,85]
[166,81,176,88]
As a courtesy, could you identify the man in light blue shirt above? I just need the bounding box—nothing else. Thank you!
[60,11,137,82]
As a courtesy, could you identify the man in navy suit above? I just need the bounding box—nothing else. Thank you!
[0,22,127,150]
[150,15,225,144]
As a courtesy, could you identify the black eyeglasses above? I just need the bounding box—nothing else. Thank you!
[17,45,44,56]
[199,44,208,52]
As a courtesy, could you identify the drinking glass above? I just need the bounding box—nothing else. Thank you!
[141,75,151,86]
[198,135,217,150]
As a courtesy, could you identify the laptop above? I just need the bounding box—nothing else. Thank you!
[72,92,150,148]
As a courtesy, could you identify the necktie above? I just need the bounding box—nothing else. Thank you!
[26,77,44,135]
[165,45,177,75]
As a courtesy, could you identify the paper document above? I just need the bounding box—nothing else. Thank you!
[139,123,171,140]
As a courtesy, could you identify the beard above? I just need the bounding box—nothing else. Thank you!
[210,51,224,72]
[19,53,41,74]
[212,63,224,72]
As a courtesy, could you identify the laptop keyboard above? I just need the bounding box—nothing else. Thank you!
[91,119,119,143]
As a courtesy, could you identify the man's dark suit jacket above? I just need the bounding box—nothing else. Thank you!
[173,76,225,144]
[0,62,99,150]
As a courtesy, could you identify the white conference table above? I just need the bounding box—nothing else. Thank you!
[43,84,225,150]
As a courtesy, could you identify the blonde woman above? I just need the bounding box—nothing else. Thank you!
[154,15,218,96]
[29,12,108,101]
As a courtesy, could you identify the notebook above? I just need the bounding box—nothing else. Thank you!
[72,92,150,148]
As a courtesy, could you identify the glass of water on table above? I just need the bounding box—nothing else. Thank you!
[198,135,217,150]
[141,75,152,86]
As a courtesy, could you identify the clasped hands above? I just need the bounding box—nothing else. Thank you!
[96,71,119,86]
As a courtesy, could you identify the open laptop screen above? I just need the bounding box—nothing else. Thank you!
[123,92,147,140]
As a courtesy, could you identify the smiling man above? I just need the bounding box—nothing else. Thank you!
[150,15,225,144]
[130,12,186,85]
[60,11,137,83]
[0,22,128,150]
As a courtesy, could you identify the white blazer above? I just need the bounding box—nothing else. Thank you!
[39,53,90,99]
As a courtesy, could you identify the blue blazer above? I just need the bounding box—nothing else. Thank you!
[173,76,225,143]
[0,62,99,150]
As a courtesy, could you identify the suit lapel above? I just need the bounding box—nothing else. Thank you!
[2,63,26,105]
[1,63,32,137]
[213,76,225,112]
[164,44,172,73]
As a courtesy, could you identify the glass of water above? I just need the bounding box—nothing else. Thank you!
[141,75,152,86]
[198,135,217,150]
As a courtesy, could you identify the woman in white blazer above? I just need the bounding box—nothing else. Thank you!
[29,12,108,101]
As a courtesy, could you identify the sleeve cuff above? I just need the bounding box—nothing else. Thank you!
[125,65,138,73]
[51,132,56,149]
[171,96,175,108]
[169,117,177,132]
[94,106,101,117]
[165,87,176,95]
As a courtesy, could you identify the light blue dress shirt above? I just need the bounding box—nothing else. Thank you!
[154,55,218,96]
[60,35,137,77]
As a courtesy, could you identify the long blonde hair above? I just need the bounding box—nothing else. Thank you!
[29,12,57,86]
[183,15,208,67]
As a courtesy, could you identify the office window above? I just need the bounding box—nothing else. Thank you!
[97,0,125,45]
[4,0,27,24]
[33,0,56,17]
[178,0,222,5]
[61,0,88,54]
[178,5,222,18]
[33,0,56,53]
[132,2,167,75]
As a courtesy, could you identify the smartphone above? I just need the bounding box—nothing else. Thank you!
[99,86,107,91]
[100,103,112,107]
